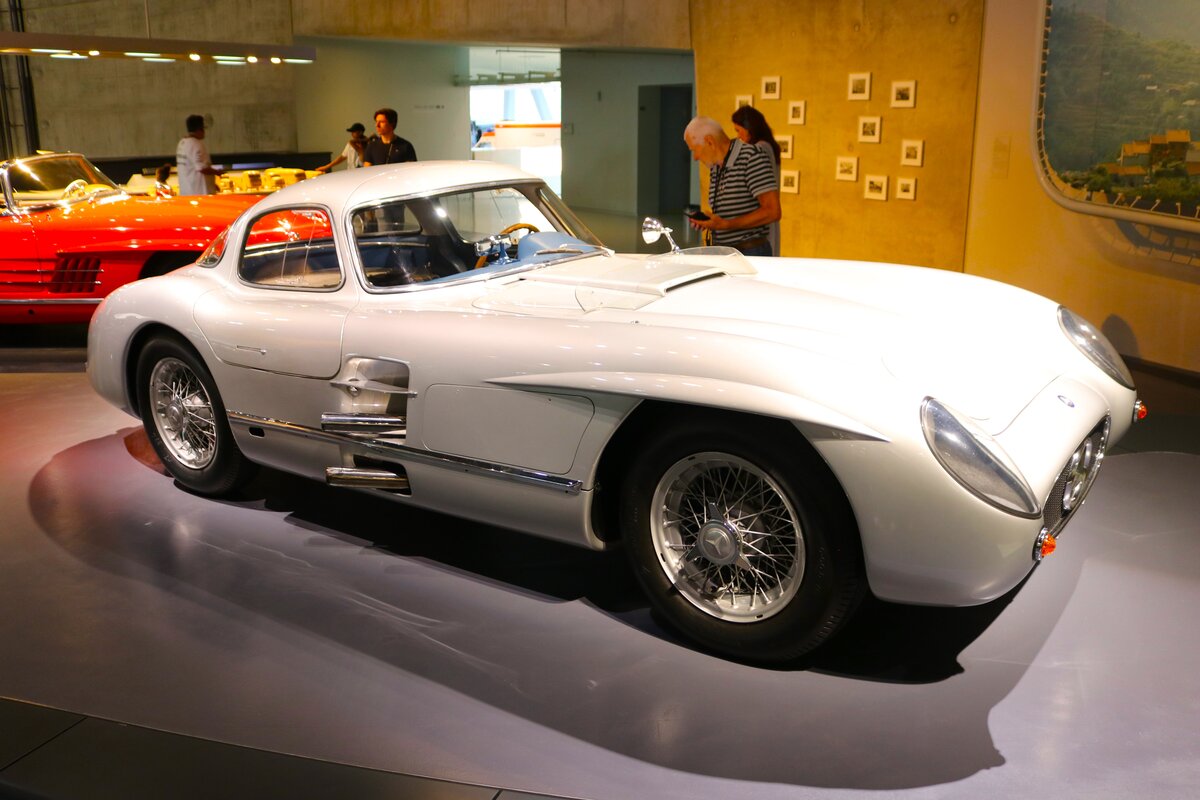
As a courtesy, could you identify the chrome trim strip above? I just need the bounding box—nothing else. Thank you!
[0,298,102,305]
[229,411,582,495]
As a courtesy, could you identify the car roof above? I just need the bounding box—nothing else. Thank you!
[249,160,543,218]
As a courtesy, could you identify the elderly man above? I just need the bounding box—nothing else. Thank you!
[683,115,780,256]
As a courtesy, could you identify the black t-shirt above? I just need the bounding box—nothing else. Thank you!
[363,136,417,165]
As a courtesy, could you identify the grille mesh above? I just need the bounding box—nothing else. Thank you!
[1042,417,1111,539]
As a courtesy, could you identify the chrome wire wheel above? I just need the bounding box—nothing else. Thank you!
[148,357,217,470]
[651,452,805,623]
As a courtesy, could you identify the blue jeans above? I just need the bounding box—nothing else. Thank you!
[737,241,773,257]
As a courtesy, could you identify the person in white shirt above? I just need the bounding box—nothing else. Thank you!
[175,115,222,195]
[316,122,367,173]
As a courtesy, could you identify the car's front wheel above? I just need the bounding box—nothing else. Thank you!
[135,336,255,496]
[621,416,864,664]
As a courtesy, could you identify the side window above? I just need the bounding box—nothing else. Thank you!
[1040,2,1200,228]
[240,208,341,290]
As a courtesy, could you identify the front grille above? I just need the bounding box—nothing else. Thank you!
[50,256,102,294]
[1042,417,1111,539]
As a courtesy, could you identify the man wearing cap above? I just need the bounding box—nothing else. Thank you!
[316,122,368,173]
[175,114,222,195]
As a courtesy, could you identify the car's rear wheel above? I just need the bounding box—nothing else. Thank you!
[621,415,864,664]
[136,336,255,496]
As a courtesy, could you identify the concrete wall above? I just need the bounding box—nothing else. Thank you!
[690,0,983,267]
[17,0,298,159]
[292,0,691,50]
[293,38,470,163]
[964,0,1200,372]
[561,50,695,213]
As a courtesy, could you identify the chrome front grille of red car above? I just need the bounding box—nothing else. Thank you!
[49,256,102,294]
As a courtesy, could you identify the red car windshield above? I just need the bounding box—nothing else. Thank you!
[5,155,119,208]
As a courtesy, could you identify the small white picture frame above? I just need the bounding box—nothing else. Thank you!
[901,139,925,166]
[780,169,799,194]
[891,80,917,108]
[858,116,882,143]
[896,176,917,200]
[735,94,754,110]
[835,155,858,182]
[761,76,781,100]
[864,174,888,200]
[777,134,793,160]
[788,100,807,126]
[848,72,871,101]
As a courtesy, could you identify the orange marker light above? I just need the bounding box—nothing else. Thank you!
[1039,535,1057,559]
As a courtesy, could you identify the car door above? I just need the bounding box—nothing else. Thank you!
[193,206,354,380]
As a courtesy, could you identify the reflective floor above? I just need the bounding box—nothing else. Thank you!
[0,347,1198,799]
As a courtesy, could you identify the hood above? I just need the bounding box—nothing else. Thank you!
[30,192,260,251]
[475,251,1061,429]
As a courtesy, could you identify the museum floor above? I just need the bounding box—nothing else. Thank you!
[1,325,1198,800]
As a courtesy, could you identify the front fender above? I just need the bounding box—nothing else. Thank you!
[487,371,888,442]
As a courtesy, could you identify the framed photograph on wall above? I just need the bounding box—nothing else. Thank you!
[780,169,799,194]
[835,155,858,181]
[848,72,871,101]
[858,116,882,143]
[891,80,917,108]
[896,176,917,200]
[864,174,888,200]
[788,100,807,125]
[761,76,781,100]
[901,139,925,166]
[735,94,754,110]
[777,134,793,159]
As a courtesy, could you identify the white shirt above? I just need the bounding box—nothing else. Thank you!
[340,141,363,170]
[176,136,214,195]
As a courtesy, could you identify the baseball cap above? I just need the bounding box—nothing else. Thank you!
[347,122,366,133]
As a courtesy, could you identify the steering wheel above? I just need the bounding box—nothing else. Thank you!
[61,179,90,200]
[474,223,542,268]
[499,222,540,238]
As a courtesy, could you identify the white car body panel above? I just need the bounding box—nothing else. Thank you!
[86,160,1138,609]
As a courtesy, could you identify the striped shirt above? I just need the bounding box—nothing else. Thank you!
[707,138,778,246]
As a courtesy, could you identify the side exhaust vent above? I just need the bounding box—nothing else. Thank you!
[326,466,410,494]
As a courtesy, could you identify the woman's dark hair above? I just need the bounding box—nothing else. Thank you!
[731,105,780,164]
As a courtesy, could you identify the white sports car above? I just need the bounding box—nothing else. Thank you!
[87,160,1143,664]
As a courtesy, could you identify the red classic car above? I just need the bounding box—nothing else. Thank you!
[1,152,261,324]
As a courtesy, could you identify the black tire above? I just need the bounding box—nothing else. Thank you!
[135,335,256,496]
[620,414,864,664]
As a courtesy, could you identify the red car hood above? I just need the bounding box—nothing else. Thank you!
[28,192,260,252]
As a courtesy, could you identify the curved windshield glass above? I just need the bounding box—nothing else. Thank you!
[5,154,120,209]
[351,180,605,289]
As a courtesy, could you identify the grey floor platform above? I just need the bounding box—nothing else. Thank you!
[0,348,1198,799]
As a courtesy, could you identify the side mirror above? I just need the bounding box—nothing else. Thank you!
[641,217,681,253]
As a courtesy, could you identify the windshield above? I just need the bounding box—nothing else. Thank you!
[3,154,119,209]
[351,181,605,289]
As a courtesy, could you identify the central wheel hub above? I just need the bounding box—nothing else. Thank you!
[697,519,740,566]
[165,401,185,430]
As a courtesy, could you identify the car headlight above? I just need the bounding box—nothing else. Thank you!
[920,397,1040,518]
[1058,306,1134,390]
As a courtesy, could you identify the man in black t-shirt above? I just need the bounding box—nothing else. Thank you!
[363,107,417,166]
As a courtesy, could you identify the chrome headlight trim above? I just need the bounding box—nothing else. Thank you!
[920,397,1041,518]
[1057,306,1135,390]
